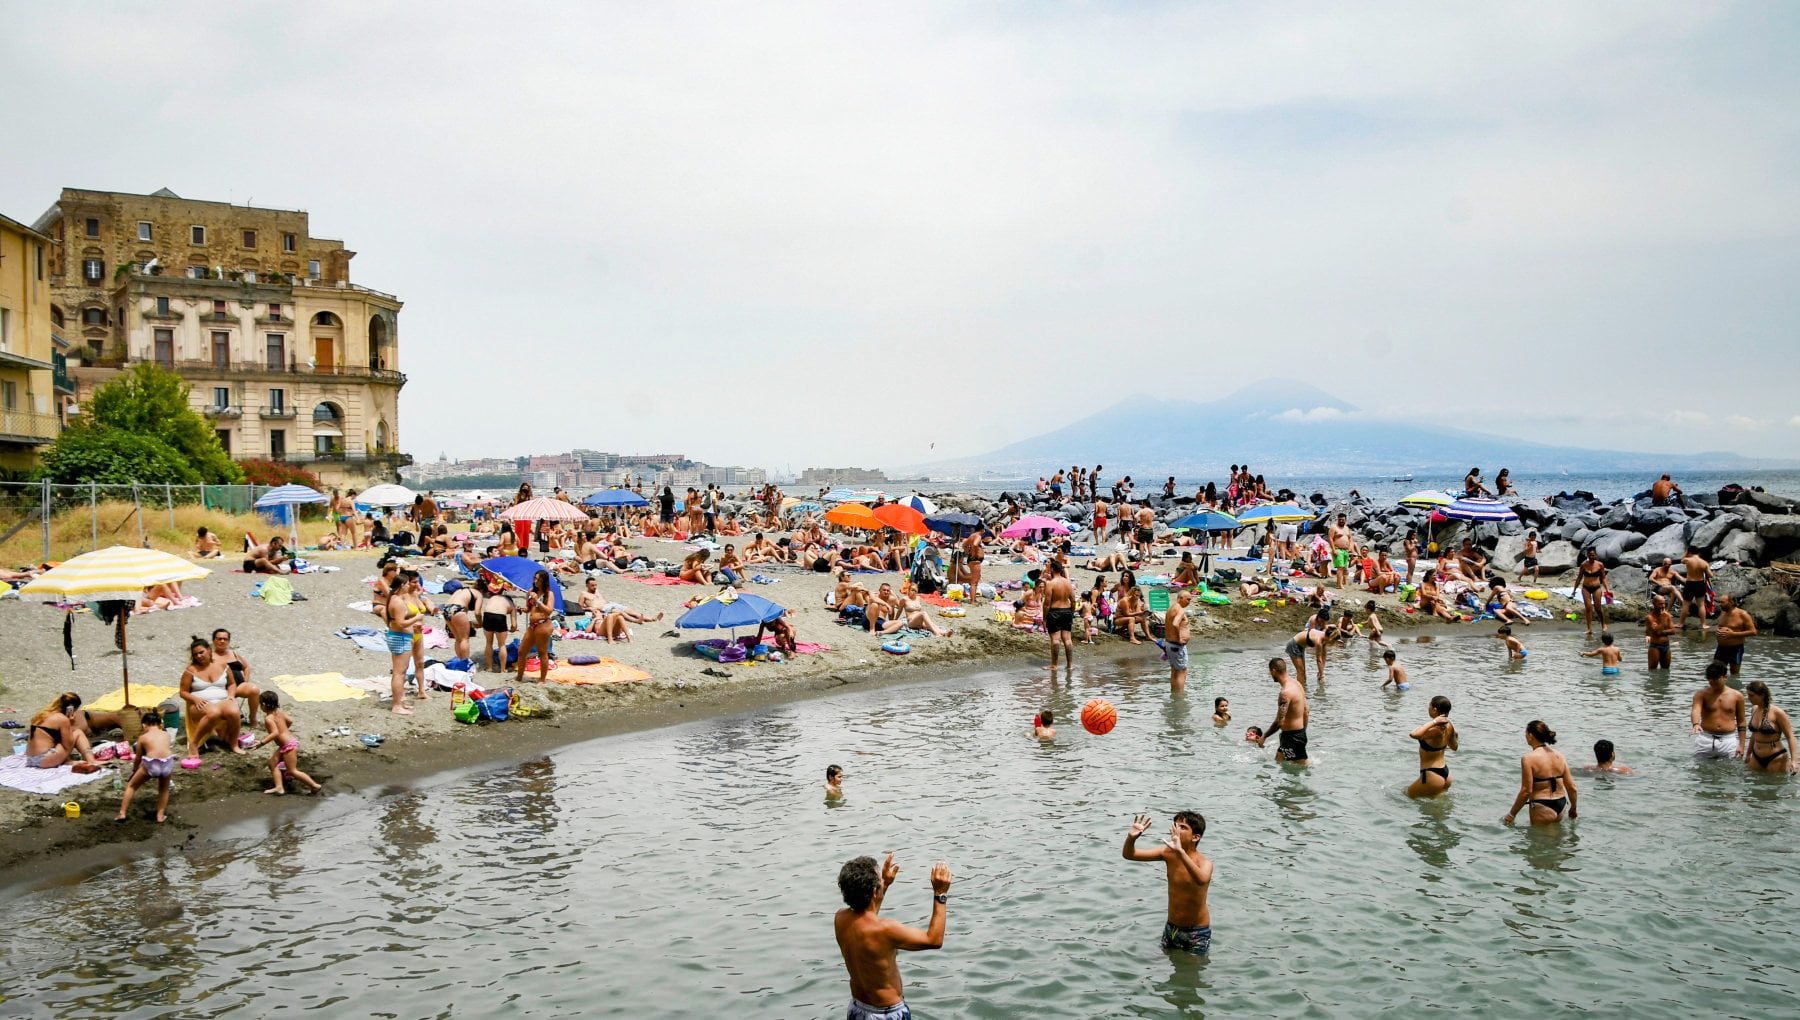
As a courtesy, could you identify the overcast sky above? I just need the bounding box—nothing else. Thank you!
[5,2,1796,472]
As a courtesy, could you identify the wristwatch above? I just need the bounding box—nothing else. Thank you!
[934,894,949,904]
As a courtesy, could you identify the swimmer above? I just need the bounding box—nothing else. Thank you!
[1581,633,1624,675]
[1212,697,1230,726]
[1244,725,1263,744]
[826,764,845,798]
[1581,739,1633,775]
[1031,711,1056,741]
[1503,720,1578,826]
[1745,681,1796,774]
[1381,649,1409,691]
[1406,696,1457,798]
[1691,660,1746,759]
[1121,812,1213,956]
[1255,657,1309,765]
[1496,625,1526,660]
[834,853,952,1020]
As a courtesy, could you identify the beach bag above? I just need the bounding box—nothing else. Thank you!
[505,638,520,667]
[717,642,748,664]
[478,688,515,722]
[454,699,481,724]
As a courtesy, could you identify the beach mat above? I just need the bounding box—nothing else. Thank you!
[632,575,694,586]
[272,672,367,703]
[0,754,109,795]
[544,659,651,686]
[88,685,181,712]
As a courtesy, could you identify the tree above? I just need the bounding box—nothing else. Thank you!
[36,426,201,485]
[87,364,243,483]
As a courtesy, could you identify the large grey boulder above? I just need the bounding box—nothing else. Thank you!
[1744,490,1797,514]
[1742,585,1800,635]
[1588,529,1646,566]
[1711,565,1761,603]
[1598,504,1633,531]
[1754,515,1800,541]
[1690,513,1744,553]
[1630,505,1690,534]
[1535,540,1579,576]
[1493,534,1526,570]
[1717,531,1767,564]
[1608,565,1650,600]
[1556,519,1589,544]
[1621,523,1688,568]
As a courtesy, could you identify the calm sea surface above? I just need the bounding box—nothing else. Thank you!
[4,632,1798,1018]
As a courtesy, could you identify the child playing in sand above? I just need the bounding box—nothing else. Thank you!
[1031,711,1056,740]
[116,710,174,823]
[1496,625,1527,660]
[251,691,322,795]
[1382,649,1409,690]
[1581,633,1624,675]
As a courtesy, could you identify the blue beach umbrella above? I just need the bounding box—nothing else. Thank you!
[583,489,650,508]
[783,501,825,518]
[1444,498,1518,523]
[924,511,983,538]
[822,488,862,504]
[1170,510,1241,532]
[478,556,566,612]
[901,493,939,515]
[676,591,786,630]
[253,484,327,508]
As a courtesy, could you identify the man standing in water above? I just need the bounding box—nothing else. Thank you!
[1122,812,1213,956]
[1691,660,1747,759]
[1644,594,1676,671]
[1256,658,1310,764]
[1043,558,1076,677]
[1164,590,1192,695]
[1713,594,1758,678]
[835,853,953,1020]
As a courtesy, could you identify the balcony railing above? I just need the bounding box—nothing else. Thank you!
[0,408,60,444]
[76,356,406,385]
[202,405,244,419]
[259,406,298,419]
[294,277,400,303]
[271,450,414,468]
[52,352,74,394]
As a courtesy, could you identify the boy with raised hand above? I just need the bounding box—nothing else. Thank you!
[1122,812,1214,956]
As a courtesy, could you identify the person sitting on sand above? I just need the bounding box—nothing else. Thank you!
[1113,582,1152,644]
[180,638,246,754]
[874,591,954,638]
[116,710,175,822]
[1365,551,1400,593]
[494,528,520,557]
[250,691,322,795]
[210,628,263,728]
[1417,573,1459,622]
[679,549,711,584]
[243,536,290,574]
[24,692,96,769]
[744,532,778,564]
[833,569,871,610]
[193,526,221,559]
[756,609,798,655]
[134,581,180,614]
[1487,579,1530,625]
[1012,585,1043,629]
[717,544,747,587]
[1172,552,1200,588]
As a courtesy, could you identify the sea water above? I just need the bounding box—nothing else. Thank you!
[3,632,1798,1018]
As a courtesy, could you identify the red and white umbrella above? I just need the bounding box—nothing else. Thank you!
[500,497,590,522]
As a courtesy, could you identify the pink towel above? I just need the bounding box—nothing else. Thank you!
[633,575,694,586]
[791,642,832,656]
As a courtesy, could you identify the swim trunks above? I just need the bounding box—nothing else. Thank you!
[1332,548,1351,569]
[1166,642,1189,671]
[1682,580,1707,601]
[847,998,911,1020]
[1277,727,1309,762]
[1161,922,1211,955]
[1714,644,1745,668]
[482,612,508,634]
[142,756,173,779]
[1284,638,1304,660]
[1602,666,1620,675]
[1523,557,1538,569]
[1045,607,1074,634]
[1135,527,1153,544]
[1694,731,1739,759]
[384,630,414,655]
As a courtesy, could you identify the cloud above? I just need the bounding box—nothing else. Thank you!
[1725,415,1760,430]
[1273,407,1347,423]
[1672,410,1713,427]
[1790,416,1800,428]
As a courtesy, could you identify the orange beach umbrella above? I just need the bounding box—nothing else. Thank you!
[824,503,880,530]
[873,503,929,535]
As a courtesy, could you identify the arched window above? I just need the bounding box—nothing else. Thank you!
[82,307,106,326]
[312,402,345,456]
[312,311,340,327]
[51,306,65,327]
[312,401,343,425]
[376,419,390,451]
[367,314,389,370]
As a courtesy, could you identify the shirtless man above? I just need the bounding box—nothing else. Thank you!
[1328,514,1355,588]
[1134,502,1156,563]
[744,532,778,564]
[1712,593,1757,677]
[193,526,221,559]
[1644,594,1676,670]
[1092,497,1109,545]
[1691,659,1746,759]
[1121,812,1213,956]
[1164,590,1193,694]
[834,853,952,1020]
[1679,547,1712,634]
[1650,473,1687,508]
[833,569,871,611]
[243,536,289,574]
[1256,657,1310,764]
[1043,558,1076,677]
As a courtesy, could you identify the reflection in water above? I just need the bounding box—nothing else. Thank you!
[1406,798,1462,877]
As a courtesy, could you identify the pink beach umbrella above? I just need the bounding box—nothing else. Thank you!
[1001,514,1072,539]
[500,497,591,522]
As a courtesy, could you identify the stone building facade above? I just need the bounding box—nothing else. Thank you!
[0,212,64,470]
[33,188,407,485]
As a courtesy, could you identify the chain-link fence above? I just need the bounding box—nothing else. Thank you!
[0,482,320,561]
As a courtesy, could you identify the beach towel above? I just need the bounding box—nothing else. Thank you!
[257,577,295,606]
[544,659,651,685]
[88,685,182,712]
[791,642,832,656]
[346,600,376,613]
[0,754,110,795]
[343,632,392,654]
[634,575,693,586]
[135,595,202,615]
[271,672,367,703]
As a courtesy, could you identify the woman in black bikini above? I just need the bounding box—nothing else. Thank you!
[1576,547,1611,637]
[1407,696,1457,798]
[1745,681,1797,774]
[1504,720,1578,826]
[24,692,93,769]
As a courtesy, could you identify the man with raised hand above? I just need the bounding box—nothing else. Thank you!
[835,852,953,1020]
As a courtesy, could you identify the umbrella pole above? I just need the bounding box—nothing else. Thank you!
[118,612,131,710]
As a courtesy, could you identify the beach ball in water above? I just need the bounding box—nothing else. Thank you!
[1081,698,1117,735]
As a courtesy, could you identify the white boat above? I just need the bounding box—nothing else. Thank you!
[1391,474,1414,483]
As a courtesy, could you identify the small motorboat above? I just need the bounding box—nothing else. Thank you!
[1390,474,1414,483]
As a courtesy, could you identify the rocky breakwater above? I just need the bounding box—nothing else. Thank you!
[922,484,1800,635]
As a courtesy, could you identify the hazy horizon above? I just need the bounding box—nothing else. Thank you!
[5,2,1796,469]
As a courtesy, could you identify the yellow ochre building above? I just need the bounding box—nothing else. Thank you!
[0,210,64,471]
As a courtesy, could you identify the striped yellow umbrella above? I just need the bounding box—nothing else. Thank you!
[20,547,212,710]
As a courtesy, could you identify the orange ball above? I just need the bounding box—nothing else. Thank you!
[1080,698,1117,735]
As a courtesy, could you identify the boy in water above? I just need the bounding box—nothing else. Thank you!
[1363,600,1391,649]
[1031,711,1056,740]
[1122,812,1213,956]
[115,710,174,823]
[1583,739,1633,775]
[1381,649,1409,690]
[1581,633,1624,675]
[252,691,322,795]
[835,853,953,1020]
[1496,625,1527,660]
[1244,726,1263,743]
[825,764,845,798]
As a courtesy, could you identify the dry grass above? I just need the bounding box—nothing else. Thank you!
[0,501,290,565]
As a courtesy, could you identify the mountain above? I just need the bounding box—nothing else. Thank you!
[901,378,1795,479]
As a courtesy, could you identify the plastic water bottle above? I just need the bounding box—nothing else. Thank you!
[111,769,124,793]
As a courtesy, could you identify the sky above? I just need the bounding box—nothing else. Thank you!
[5,1,1797,473]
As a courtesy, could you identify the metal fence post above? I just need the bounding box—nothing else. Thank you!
[41,479,51,562]
[132,483,145,547]
[166,483,174,529]
[90,481,98,549]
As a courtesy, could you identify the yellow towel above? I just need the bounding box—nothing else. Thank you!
[88,685,181,711]
[272,672,367,703]
[544,659,651,686]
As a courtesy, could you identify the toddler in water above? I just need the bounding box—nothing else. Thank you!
[251,691,322,795]
[116,710,174,823]
[824,764,845,798]
[1244,725,1263,744]
[1031,711,1056,740]
[1581,633,1624,675]
[1212,698,1230,726]
[1381,649,1409,690]
[1496,626,1527,660]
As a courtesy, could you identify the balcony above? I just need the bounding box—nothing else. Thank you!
[272,450,414,468]
[202,404,244,419]
[0,408,60,445]
[294,277,399,303]
[258,405,298,420]
[82,356,406,386]
[0,349,54,372]
[53,352,74,394]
